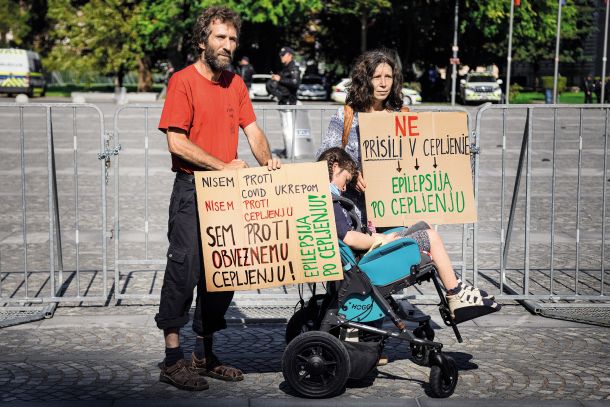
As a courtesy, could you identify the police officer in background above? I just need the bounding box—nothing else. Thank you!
[266,46,300,105]
[583,74,594,104]
[237,56,254,89]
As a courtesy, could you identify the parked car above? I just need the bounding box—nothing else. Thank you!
[401,87,422,105]
[459,73,503,104]
[330,78,350,104]
[249,74,273,100]
[0,48,46,97]
[297,74,328,100]
[330,78,422,105]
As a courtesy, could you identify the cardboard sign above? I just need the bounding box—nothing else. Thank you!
[358,111,477,227]
[194,162,343,292]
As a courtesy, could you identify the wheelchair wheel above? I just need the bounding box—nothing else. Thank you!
[282,331,350,398]
[410,324,435,366]
[285,307,316,344]
[429,354,458,398]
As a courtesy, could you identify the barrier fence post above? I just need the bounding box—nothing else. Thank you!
[550,108,558,294]
[575,108,584,294]
[524,107,532,296]
[19,106,27,298]
[503,108,530,268]
[602,108,609,296]
[46,106,56,299]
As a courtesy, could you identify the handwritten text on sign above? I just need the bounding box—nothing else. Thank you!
[358,112,477,226]
[195,162,343,292]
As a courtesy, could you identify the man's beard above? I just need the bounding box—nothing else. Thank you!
[203,45,233,72]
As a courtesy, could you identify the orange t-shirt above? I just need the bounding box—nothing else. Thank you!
[158,65,257,173]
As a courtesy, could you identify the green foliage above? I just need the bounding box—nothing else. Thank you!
[5,0,599,92]
[0,0,49,49]
[541,75,567,92]
[461,0,595,65]
[513,90,585,104]
[509,83,522,103]
[45,0,139,76]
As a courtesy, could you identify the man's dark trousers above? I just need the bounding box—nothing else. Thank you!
[155,172,234,336]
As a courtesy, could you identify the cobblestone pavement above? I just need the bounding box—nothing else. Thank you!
[0,303,609,403]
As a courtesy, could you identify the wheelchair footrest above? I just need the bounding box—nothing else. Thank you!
[451,302,502,325]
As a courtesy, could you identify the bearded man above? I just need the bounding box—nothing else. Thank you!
[155,6,281,391]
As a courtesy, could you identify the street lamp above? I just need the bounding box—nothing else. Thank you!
[505,0,516,104]
[450,0,459,106]
[552,0,563,104]
[602,0,609,103]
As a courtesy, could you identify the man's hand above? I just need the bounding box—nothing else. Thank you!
[271,74,280,81]
[223,159,248,170]
[355,171,367,192]
[266,157,281,170]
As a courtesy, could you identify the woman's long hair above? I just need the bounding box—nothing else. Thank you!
[345,49,403,113]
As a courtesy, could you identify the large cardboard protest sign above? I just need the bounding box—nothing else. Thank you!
[358,111,476,227]
[194,162,343,292]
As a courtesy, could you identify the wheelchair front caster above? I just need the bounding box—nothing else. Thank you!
[282,331,350,398]
[410,323,435,366]
[429,353,458,398]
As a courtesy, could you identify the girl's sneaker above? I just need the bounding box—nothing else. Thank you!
[456,279,495,300]
[446,286,501,324]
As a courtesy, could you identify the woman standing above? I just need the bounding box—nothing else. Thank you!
[316,49,406,225]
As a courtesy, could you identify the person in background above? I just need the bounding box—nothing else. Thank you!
[237,56,254,89]
[583,74,594,104]
[156,6,281,391]
[265,46,300,105]
[594,77,602,104]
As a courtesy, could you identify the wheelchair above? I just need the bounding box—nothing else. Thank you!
[281,234,493,398]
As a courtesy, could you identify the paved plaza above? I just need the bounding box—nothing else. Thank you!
[1,301,609,405]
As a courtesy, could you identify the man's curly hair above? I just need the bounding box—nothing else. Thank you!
[192,7,241,56]
[345,49,403,113]
[317,147,358,184]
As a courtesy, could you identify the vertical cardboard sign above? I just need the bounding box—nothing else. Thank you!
[194,162,343,292]
[359,111,477,227]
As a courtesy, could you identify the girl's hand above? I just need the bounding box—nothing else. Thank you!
[355,171,367,192]
[382,232,400,243]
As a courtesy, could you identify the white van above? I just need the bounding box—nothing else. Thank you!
[0,48,46,97]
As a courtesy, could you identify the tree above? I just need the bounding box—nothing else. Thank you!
[324,0,391,53]
[46,0,140,88]
[460,0,595,69]
[45,0,323,91]
[0,0,50,50]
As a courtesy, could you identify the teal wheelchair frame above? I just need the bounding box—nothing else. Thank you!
[281,235,463,398]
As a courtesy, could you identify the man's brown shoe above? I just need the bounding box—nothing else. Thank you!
[159,359,209,391]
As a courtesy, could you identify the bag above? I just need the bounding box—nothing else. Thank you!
[341,105,410,148]
[342,340,382,380]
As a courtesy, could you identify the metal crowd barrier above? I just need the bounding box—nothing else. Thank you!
[110,104,340,302]
[2,102,608,306]
[0,103,108,304]
[473,103,610,302]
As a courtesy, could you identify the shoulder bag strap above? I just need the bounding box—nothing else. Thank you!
[341,105,355,148]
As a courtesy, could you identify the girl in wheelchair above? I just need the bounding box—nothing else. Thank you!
[319,147,501,320]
